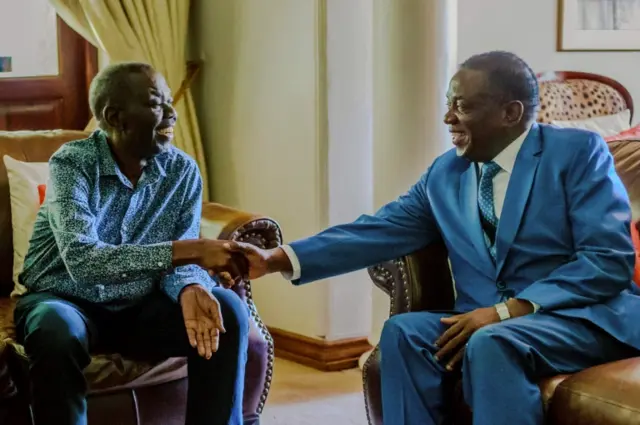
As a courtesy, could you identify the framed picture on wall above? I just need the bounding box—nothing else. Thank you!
[558,0,640,51]
[0,57,11,72]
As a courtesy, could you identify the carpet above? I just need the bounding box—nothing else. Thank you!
[262,392,368,425]
[261,358,369,425]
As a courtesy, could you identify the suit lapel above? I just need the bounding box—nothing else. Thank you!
[459,162,495,277]
[495,124,543,276]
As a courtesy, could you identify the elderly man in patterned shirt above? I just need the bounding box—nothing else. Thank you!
[14,62,250,425]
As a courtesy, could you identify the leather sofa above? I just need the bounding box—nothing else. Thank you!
[0,130,280,425]
[362,72,640,425]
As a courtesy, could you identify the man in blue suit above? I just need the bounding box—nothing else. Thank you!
[230,51,640,425]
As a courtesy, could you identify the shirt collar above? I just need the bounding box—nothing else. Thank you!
[95,129,169,187]
[484,122,533,174]
[95,130,119,177]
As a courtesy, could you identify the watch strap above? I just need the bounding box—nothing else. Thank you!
[495,302,510,321]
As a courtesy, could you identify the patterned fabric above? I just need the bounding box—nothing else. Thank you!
[478,161,501,259]
[19,130,215,309]
[537,79,628,124]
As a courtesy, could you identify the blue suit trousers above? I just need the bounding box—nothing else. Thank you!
[379,311,636,425]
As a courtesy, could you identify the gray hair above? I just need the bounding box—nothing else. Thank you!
[88,61,155,130]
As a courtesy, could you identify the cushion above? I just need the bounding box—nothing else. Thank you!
[1,156,49,297]
[551,109,631,137]
[632,221,640,288]
[605,124,640,142]
[607,139,640,220]
[37,184,46,206]
[537,78,629,124]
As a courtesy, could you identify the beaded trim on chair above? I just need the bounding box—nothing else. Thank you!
[233,219,282,413]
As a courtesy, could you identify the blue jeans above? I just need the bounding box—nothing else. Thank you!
[14,288,249,425]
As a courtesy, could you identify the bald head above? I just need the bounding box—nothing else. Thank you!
[88,62,155,130]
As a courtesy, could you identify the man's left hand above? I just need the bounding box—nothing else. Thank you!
[180,284,226,359]
[434,307,500,371]
[434,299,534,371]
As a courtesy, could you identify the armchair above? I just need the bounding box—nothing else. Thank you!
[0,130,279,425]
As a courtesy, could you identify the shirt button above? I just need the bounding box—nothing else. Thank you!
[122,273,127,278]
[158,262,163,267]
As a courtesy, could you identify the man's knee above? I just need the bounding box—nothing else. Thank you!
[380,313,440,356]
[465,324,513,363]
[213,289,250,340]
[21,302,91,363]
[380,315,408,347]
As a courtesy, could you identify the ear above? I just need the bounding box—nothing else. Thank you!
[102,105,122,131]
[503,101,524,127]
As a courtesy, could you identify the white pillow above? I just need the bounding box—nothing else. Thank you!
[551,109,631,137]
[2,155,49,297]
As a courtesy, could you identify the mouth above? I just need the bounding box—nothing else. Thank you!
[156,127,174,138]
[450,131,468,148]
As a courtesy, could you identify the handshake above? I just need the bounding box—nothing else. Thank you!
[172,239,292,287]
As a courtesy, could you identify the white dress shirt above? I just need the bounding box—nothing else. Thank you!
[479,124,532,220]
[280,124,537,312]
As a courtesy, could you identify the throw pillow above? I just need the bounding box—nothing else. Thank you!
[604,123,640,142]
[633,221,640,288]
[2,155,49,296]
[551,109,631,137]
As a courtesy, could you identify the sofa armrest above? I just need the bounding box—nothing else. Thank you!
[363,243,453,425]
[201,202,282,249]
[548,357,640,424]
[367,241,455,315]
[199,202,280,415]
[200,202,282,301]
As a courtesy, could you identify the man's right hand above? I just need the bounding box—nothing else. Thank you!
[226,243,292,280]
[172,239,249,281]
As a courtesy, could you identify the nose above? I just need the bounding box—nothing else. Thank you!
[443,108,457,125]
[163,102,177,121]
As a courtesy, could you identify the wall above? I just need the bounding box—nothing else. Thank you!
[458,0,640,123]
[369,0,457,346]
[191,0,379,340]
[191,0,329,338]
[190,0,456,341]
[190,0,640,342]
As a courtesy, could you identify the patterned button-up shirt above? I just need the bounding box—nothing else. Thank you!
[19,130,215,309]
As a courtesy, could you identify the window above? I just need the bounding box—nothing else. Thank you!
[0,0,59,78]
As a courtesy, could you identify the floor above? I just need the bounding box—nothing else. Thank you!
[261,358,369,425]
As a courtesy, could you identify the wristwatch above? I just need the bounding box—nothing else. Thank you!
[495,302,511,321]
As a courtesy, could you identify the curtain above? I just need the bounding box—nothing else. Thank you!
[49,0,209,199]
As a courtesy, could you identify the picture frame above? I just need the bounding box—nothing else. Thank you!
[0,57,11,73]
[558,0,640,51]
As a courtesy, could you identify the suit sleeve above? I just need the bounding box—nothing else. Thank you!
[516,134,635,311]
[288,164,441,285]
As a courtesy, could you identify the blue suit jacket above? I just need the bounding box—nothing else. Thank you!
[290,123,640,350]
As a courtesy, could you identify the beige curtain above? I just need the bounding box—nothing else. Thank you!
[49,0,209,200]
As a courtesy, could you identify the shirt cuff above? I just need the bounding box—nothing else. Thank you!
[279,245,301,281]
[530,301,540,313]
[161,267,214,302]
